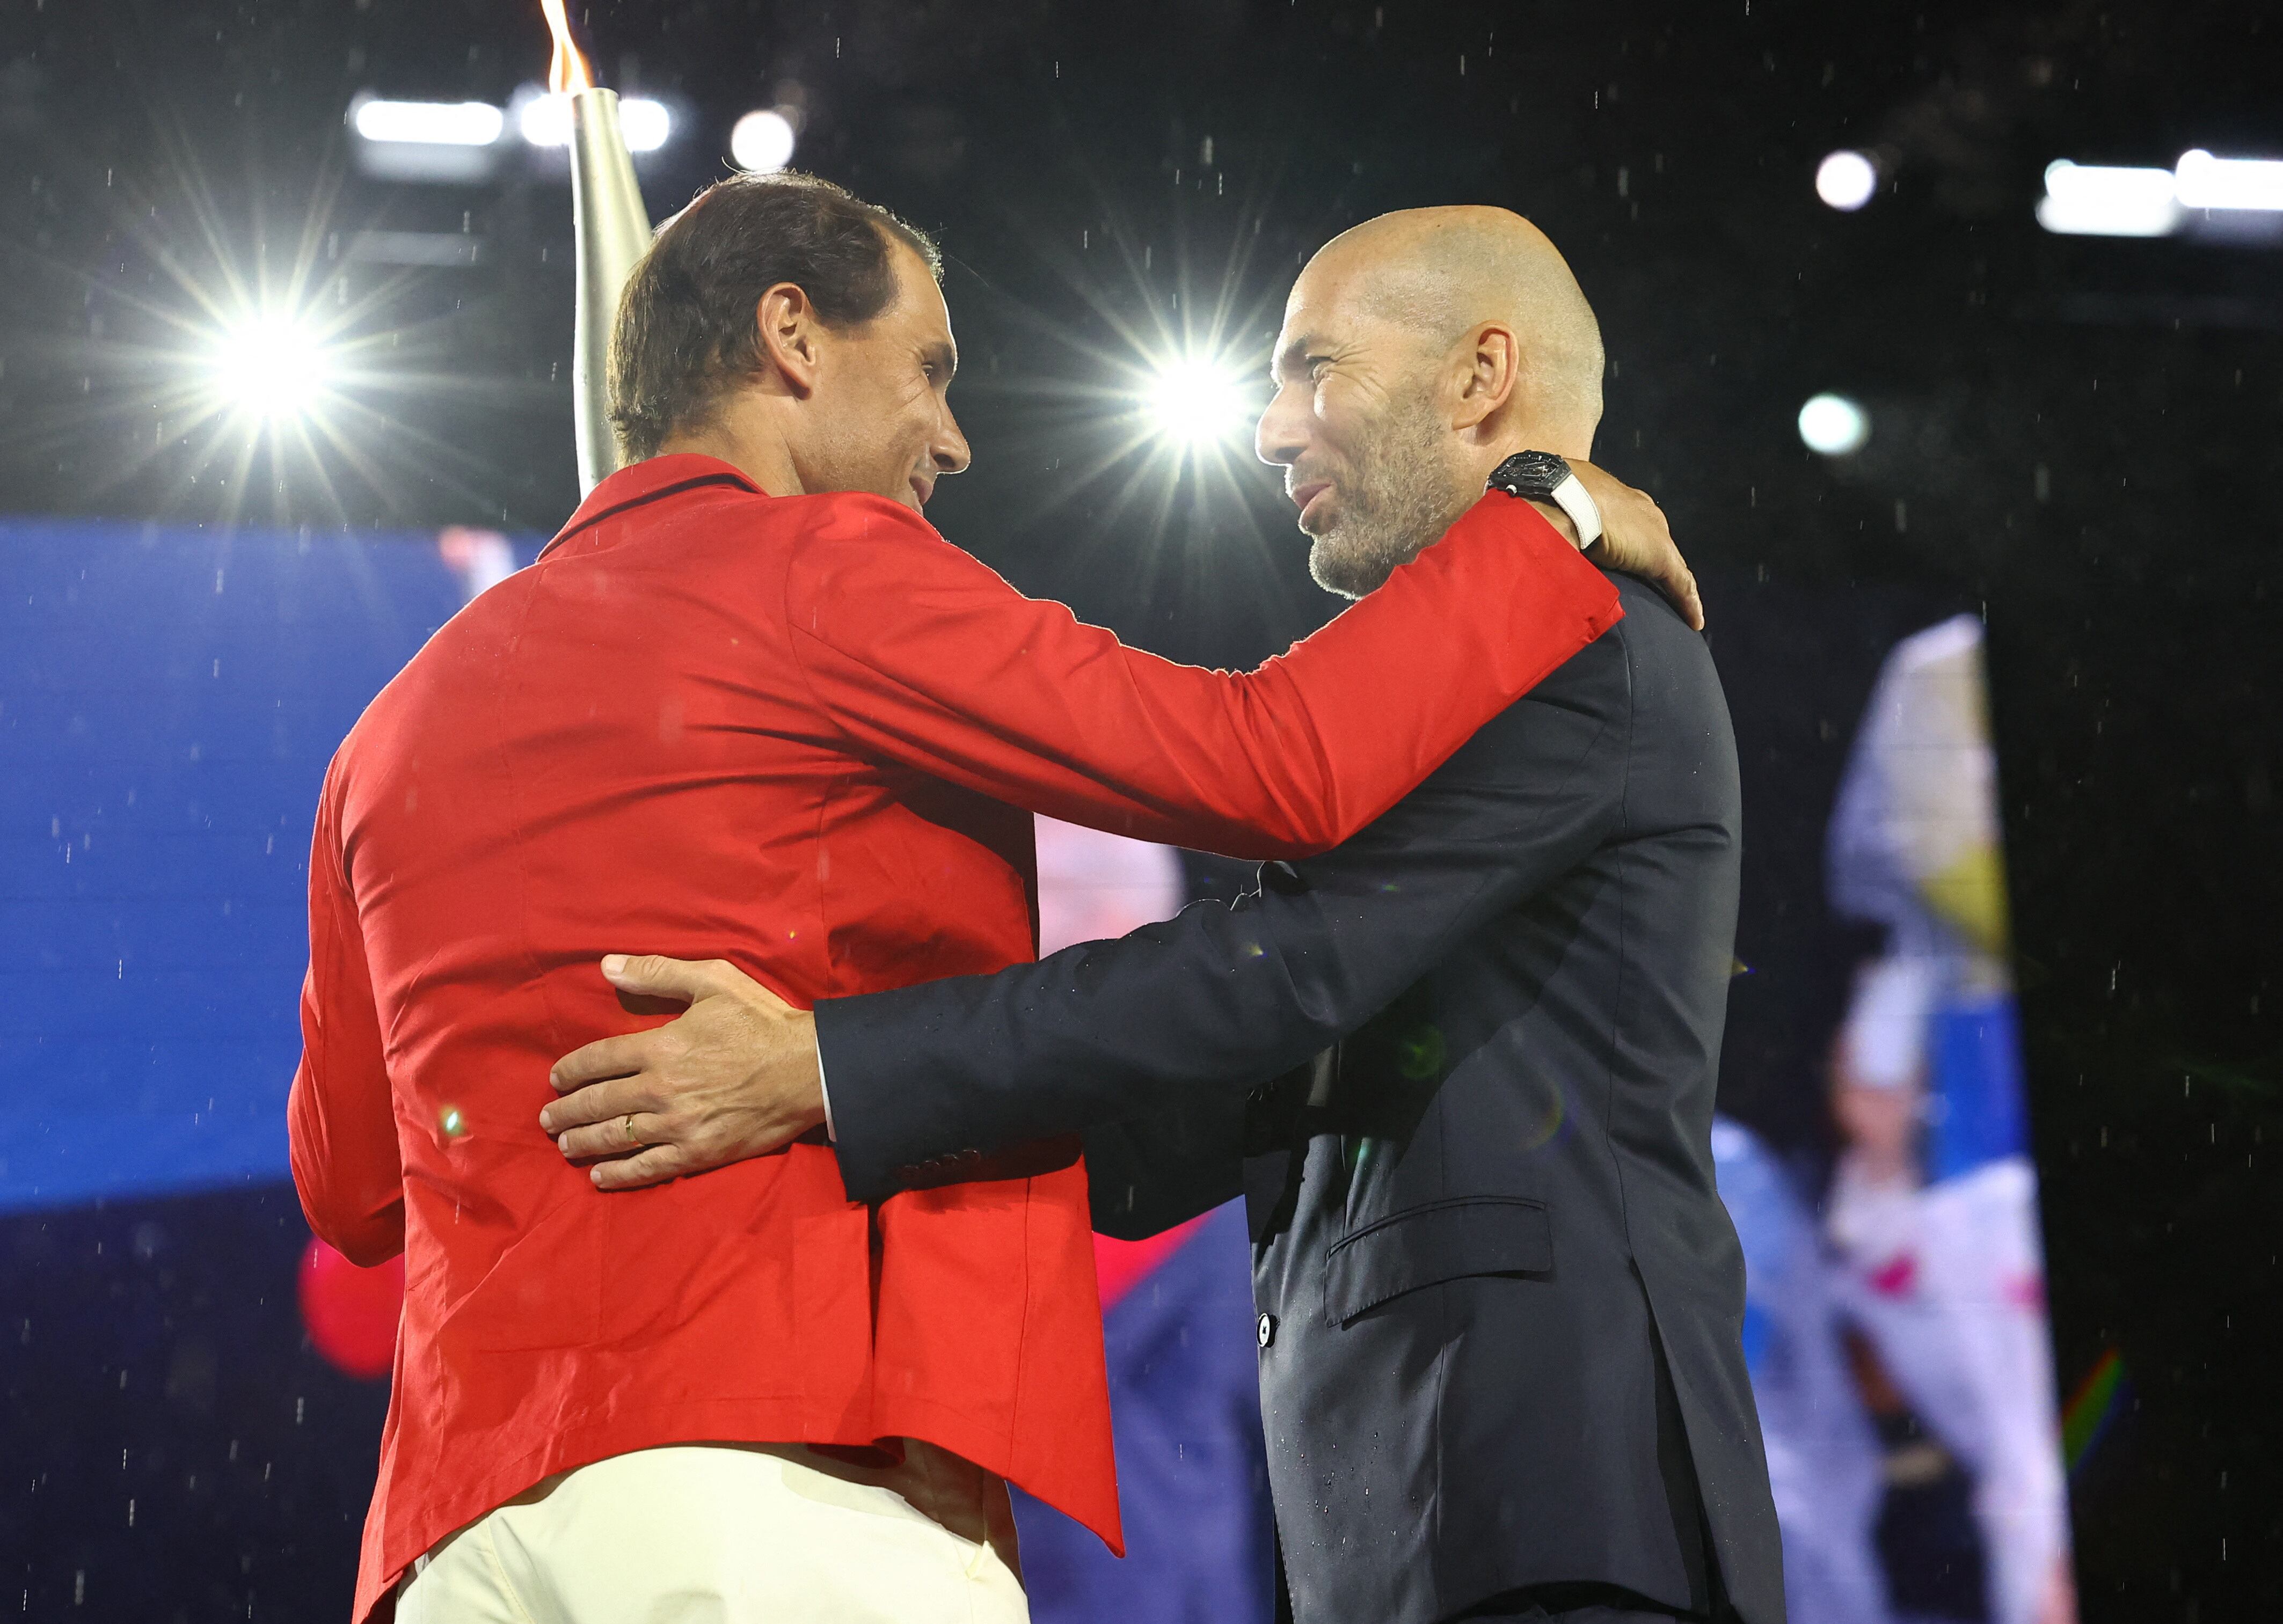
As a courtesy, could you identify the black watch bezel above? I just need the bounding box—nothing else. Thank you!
[1485,450,1574,502]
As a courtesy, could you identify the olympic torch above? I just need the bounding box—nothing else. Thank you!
[540,1,653,494]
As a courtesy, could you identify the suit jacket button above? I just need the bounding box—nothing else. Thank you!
[1257,1312,1277,1349]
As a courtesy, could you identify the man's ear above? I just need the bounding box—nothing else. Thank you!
[1450,321,1521,434]
[755,282,822,398]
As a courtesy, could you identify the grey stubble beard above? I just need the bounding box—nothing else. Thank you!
[1305,389,1475,599]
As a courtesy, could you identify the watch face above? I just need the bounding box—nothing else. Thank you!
[1491,450,1571,498]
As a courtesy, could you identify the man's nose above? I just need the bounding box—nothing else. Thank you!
[1254,383,1308,468]
[933,406,973,476]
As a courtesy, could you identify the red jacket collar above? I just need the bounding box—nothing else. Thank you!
[538,453,763,561]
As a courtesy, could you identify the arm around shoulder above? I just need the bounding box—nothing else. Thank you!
[780,490,1621,859]
[820,637,1635,1204]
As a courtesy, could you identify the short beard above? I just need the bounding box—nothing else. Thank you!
[1305,390,1472,599]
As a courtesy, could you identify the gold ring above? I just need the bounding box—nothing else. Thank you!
[623,1113,642,1148]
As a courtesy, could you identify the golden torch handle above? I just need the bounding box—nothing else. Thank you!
[568,88,654,494]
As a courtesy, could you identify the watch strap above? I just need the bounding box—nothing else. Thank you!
[1547,471,1603,550]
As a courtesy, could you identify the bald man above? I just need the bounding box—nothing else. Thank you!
[544,207,1785,1624]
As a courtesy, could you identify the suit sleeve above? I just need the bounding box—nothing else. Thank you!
[285,764,406,1266]
[815,629,1632,1204]
[782,491,1620,860]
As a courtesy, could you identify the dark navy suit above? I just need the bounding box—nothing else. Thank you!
[818,573,1785,1624]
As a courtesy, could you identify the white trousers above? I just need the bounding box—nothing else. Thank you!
[395,1441,1029,1624]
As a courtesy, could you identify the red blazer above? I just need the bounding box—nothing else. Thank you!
[287,453,1620,1622]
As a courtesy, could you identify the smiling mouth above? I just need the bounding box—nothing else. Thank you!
[1289,480,1332,526]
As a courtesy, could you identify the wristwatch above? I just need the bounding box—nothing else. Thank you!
[1485,451,1603,551]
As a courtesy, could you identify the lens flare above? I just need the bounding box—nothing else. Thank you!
[210,314,333,420]
[1143,356,1254,447]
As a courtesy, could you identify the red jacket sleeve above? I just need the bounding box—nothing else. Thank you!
[782,491,1622,859]
[286,758,405,1267]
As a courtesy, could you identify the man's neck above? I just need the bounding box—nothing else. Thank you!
[1455,429,1598,552]
[659,411,804,498]
[1467,425,1593,485]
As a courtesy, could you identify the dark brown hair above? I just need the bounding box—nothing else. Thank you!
[607,171,942,460]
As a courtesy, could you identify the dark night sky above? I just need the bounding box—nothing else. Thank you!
[1,1,2278,1616]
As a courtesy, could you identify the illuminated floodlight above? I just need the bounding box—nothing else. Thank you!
[1143,356,1254,447]
[1815,150,1878,211]
[2037,161,2180,238]
[732,109,798,174]
[619,98,671,153]
[519,93,669,152]
[210,315,334,421]
[352,99,506,147]
[2173,149,2283,213]
[519,94,571,147]
[1797,393,1869,457]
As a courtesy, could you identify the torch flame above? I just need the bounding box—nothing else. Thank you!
[539,0,594,94]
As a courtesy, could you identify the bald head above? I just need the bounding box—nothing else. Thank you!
[1257,206,1606,598]
[1308,206,1604,444]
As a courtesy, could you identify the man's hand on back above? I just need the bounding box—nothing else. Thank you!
[540,955,826,1191]
[1562,461,1703,632]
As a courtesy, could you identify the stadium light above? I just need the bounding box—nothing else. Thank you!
[352,99,506,147]
[2173,149,2283,213]
[210,314,334,422]
[349,94,510,182]
[2036,161,2180,238]
[732,109,798,174]
[618,98,672,153]
[1142,356,1256,448]
[1798,393,1870,457]
[520,93,670,152]
[1815,150,1878,211]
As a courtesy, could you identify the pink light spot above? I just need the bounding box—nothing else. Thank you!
[1867,1252,1920,1298]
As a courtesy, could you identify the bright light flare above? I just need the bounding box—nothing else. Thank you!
[1142,357,1255,447]
[2037,161,2180,238]
[1815,150,1878,211]
[210,316,334,421]
[1798,392,1870,457]
[519,93,670,151]
[618,99,672,152]
[732,109,798,174]
[2173,149,2283,213]
[351,99,505,147]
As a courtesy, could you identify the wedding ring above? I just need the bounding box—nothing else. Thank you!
[623,1113,642,1148]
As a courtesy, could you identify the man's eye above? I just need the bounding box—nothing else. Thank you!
[1307,356,1332,379]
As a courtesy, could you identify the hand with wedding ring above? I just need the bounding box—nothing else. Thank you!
[539,954,826,1191]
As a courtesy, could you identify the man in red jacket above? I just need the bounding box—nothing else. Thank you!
[287,171,1688,1623]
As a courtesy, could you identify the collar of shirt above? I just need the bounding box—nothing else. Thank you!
[538,453,763,562]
